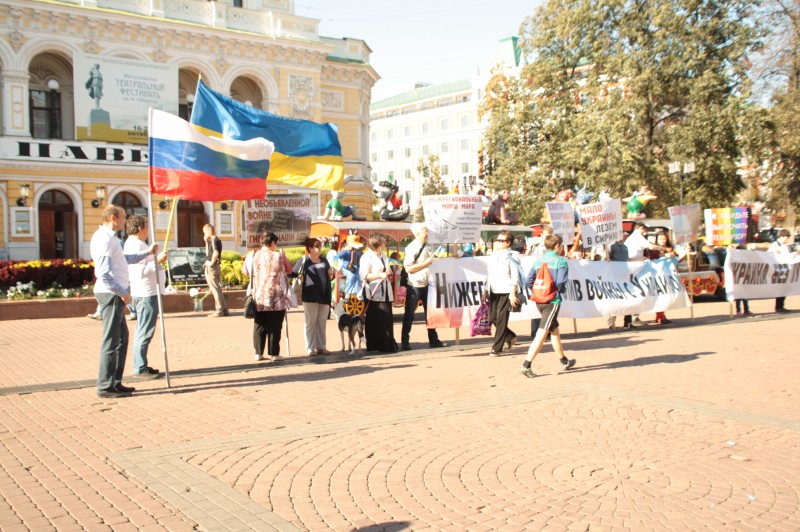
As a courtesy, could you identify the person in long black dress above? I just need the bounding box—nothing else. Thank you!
[359,234,397,352]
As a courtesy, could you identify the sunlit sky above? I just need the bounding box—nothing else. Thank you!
[295,1,541,102]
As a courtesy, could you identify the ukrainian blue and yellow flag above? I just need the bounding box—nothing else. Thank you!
[190,79,344,191]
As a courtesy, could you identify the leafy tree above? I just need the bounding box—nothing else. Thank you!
[415,155,444,221]
[483,0,762,223]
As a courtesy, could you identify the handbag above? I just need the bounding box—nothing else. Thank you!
[471,302,492,336]
[244,253,256,319]
[292,256,307,306]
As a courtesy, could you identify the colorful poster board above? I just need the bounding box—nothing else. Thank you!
[704,207,749,246]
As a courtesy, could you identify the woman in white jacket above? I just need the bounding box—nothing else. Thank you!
[481,230,522,356]
[359,234,398,352]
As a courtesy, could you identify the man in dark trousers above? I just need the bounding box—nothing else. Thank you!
[400,223,448,350]
[91,205,157,398]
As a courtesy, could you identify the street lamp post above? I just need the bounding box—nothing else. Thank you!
[668,161,695,205]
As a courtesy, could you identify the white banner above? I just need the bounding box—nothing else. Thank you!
[724,248,800,300]
[422,195,483,244]
[668,204,701,245]
[427,256,690,328]
[576,199,623,248]
[74,52,178,144]
[545,201,576,245]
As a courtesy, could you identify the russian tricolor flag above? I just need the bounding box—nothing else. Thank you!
[148,108,274,201]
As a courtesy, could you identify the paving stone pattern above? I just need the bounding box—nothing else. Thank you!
[0,296,798,530]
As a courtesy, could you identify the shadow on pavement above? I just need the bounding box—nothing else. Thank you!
[353,522,412,531]
[566,351,715,373]
[135,363,418,395]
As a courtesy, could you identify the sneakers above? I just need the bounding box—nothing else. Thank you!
[429,341,448,348]
[503,336,518,351]
[254,354,264,361]
[489,350,501,357]
[126,315,137,321]
[270,355,285,362]
[519,367,536,379]
[87,313,100,320]
[632,317,645,326]
[209,312,225,318]
[560,358,576,371]
[316,348,332,355]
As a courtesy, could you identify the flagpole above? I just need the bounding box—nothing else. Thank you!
[148,188,171,388]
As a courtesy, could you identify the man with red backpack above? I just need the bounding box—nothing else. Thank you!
[520,234,576,378]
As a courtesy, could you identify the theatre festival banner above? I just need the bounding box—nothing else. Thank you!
[704,207,749,246]
[244,194,318,248]
[724,248,800,300]
[668,204,701,244]
[422,195,483,245]
[426,255,690,328]
[74,52,178,144]
[576,199,623,248]
[546,201,576,245]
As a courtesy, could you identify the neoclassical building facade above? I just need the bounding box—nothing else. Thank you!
[0,0,378,260]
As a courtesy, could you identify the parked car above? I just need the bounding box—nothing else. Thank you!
[755,227,785,243]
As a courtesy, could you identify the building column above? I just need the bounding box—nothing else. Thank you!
[1,70,32,137]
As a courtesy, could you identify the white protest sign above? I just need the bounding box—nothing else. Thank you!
[426,255,689,328]
[724,248,800,300]
[244,194,318,248]
[546,202,576,245]
[576,199,623,248]
[668,204,701,244]
[422,195,483,244]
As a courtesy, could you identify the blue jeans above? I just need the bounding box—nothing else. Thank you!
[132,295,159,374]
[96,293,129,392]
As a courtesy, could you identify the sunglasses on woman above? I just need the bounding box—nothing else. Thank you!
[496,238,509,243]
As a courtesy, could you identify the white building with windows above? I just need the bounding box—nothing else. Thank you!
[369,36,524,213]
[0,0,377,260]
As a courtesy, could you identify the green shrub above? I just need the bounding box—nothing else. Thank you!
[221,250,241,262]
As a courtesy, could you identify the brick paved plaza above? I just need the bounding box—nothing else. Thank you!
[0,296,799,531]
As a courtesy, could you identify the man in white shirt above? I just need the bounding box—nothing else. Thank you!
[91,205,157,398]
[124,215,168,379]
[400,223,448,350]
[623,222,662,327]
[768,229,792,313]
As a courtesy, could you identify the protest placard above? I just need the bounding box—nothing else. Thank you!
[422,195,483,244]
[576,199,623,248]
[668,204,701,244]
[546,201,576,244]
[704,207,749,246]
[724,248,800,300]
[244,194,318,248]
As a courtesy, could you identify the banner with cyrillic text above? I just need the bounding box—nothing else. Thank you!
[422,195,483,245]
[724,248,800,300]
[546,201,576,245]
[704,207,749,246]
[576,199,623,248]
[426,256,690,328]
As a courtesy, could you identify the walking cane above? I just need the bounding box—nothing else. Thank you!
[284,312,291,358]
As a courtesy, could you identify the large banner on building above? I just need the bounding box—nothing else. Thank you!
[74,52,178,144]
[426,256,689,328]
[244,194,318,248]
[422,195,483,244]
[724,248,800,300]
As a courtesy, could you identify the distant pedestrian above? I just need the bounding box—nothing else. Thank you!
[520,234,575,378]
[400,223,448,350]
[294,237,334,355]
[360,234,398,353]
[768,229,792,313]
[203,224,229,317]
[250,232,293,361]
[91,205,157,398]
[482,230,521,356]
[123,215,168,379]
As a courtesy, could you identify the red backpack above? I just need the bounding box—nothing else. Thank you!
[530,263,557,303]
